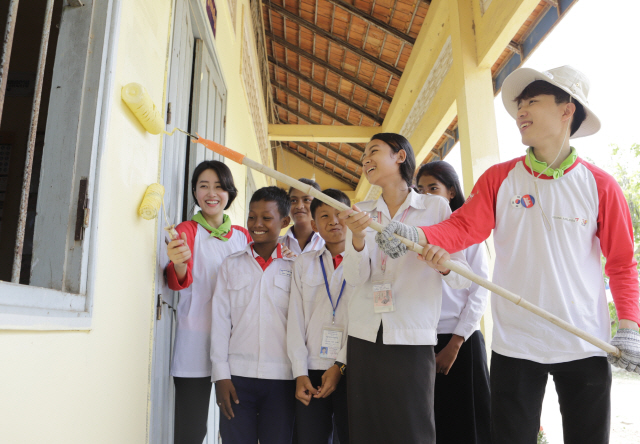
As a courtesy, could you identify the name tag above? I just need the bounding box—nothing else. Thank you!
[279,269,292,277]
[320,325,345,360]
[373,274,395,313]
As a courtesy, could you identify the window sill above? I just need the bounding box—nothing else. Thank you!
[0,281,92,331]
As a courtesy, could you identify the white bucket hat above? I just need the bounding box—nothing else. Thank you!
[501,65,601,138]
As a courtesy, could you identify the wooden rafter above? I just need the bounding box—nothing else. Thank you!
[281,144,358,187]
[266,31,393,103]
[324,0,416,45]
[270,57,383,123]
[274,82,354,127]
[273,99,365,156]
[294,140,359,175]
[268,2,403,78]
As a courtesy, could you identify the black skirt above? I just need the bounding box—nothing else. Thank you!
[434,330,491,444]
[347,324,436,444]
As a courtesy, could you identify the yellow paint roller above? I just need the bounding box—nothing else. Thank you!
[122,83,165,135]
[139,183,165,220]
[138,183,179,240]
[121,82,197,139]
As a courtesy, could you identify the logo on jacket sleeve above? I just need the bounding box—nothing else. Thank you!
[511,194,535,209]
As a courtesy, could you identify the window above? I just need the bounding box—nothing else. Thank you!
[0,0,118,329]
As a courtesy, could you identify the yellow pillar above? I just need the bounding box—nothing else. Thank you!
[449,0,501,347]
[449,0,501,196]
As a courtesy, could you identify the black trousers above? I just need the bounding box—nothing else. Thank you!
[347,325,436,444]
[490,352,611,444]
[434,331,491,444]
[173,376,213,444]
[219,376,296,444]
[295,369,349,444]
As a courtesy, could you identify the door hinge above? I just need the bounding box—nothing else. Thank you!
[157,294,162,320]
[74,178,89,241]
[167,102,172,126]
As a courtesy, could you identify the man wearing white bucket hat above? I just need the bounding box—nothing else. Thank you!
[374,65,640,443]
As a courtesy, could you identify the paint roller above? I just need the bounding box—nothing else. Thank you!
[138,183,179,240]
[121,83,196,139]
[123,83,622,359]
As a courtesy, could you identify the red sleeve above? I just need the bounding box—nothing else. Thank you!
[582,160,640,325]
[231,225,252,244]
[421,158,521,253]
[165,221,198,291]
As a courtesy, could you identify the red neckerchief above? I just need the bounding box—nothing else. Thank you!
[251,244,282,271]
[332,254,343,269]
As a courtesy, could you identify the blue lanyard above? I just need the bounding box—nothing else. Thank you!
[319,256,346,324]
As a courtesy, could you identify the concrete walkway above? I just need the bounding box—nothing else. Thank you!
[540,367,640,443]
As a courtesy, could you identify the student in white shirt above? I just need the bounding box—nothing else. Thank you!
[416,161,491,444]
[337,133,471,444]
[212,186,296,444]
[280,178,325,256]
[165,160,250,444]
[288,188,353,444]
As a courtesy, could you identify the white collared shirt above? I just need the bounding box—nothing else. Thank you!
[287,247,350,378]
[279,226,325,256]
[343,190,471,346]
[211,243,295,381]
[439,242,490,340]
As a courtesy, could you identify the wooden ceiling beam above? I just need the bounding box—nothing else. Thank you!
[270,57,383,124]
[281,144,358,187]
[273,99,365,157]
[274,82,354,127]
[266,31,393,103]
[324,0,416,45]
[294,140,360,176]
[267,3,403,78]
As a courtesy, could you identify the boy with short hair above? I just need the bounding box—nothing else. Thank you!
[211,186,296,444]
[280,178,326,255]
[287,189,352,444]
[376,66,640,443]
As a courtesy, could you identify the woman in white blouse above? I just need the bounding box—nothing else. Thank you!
[416,161,491,444]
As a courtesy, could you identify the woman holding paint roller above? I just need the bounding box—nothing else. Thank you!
[165,160,251,444]
[336,133,472,444]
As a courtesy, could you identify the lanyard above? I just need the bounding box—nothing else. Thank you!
[319,256,346,324]
[379,207,410,273]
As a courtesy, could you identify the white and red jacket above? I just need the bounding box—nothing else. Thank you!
[211,243,296,382]
[422,156,640,364]
[166,221,251,377]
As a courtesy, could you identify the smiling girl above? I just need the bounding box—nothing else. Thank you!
[165,160,250,444]
[416,161,491,444]
[338,133,471,444]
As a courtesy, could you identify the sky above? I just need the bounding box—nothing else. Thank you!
[445,0,640,191]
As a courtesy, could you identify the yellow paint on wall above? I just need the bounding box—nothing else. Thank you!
[0,1,173,443]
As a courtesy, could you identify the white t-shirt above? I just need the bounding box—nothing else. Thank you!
[279,226,325,256]
[423,156,640,363]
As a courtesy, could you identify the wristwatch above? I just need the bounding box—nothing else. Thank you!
[334,361,347,375]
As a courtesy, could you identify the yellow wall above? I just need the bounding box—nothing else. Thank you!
[0,1,172,442]
[0,0,273,442]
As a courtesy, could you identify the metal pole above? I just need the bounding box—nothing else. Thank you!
[0,0,20,127]
[11,0,55,283]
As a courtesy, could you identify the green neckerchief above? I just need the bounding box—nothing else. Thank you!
[525,146,577,179]
[191,212,231,241]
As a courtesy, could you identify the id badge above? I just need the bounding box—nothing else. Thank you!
[319,324,345,360]
[373,274,395,313]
